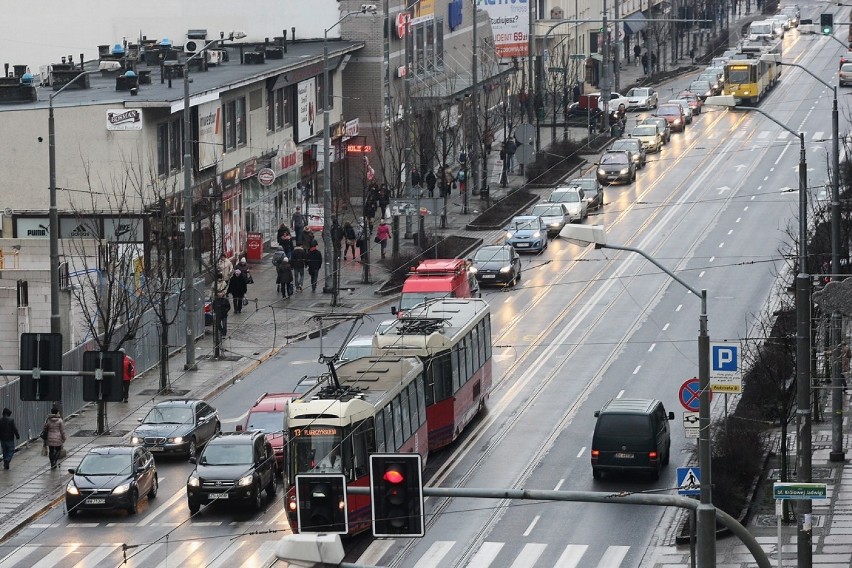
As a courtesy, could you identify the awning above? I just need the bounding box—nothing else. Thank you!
[623,12,647,34]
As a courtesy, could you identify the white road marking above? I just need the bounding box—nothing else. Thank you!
[727,229,733,235]
[468,542,504,568]
[137,486,186,527]
[632,365,641,374]
[522,516,540,536]
[736,217,741,223]
[744,206,749,211]
[597,545,630,567]
[648,343,656,352]
[758,130,769,139]
[576,447,586,458]
[123,543,164,567]
[709,256,715,262]
[0,545,38,567]
[509,543,547,568]
[699,271,705,278]
[662,323,670,331]
[676,304,682,312]
[554,544,589,568]
[778,131,789,139]
[616,390,625,398]
[813,131,824,140]
[554,478,565,491]
[31,543,80,568]
[412,541,454,568]
[71,544,121,568]
[719,242,725,248]
[238,541,279,568]
[153,541,202,568]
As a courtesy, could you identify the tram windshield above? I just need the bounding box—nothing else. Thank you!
[291,426,344,475]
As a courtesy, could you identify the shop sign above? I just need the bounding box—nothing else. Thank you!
[396,12,411,38]
[274,140,303,175]
[106,108,143,131]
[258,168,276,186]
[240,157,258,180]
[343,118,359,141]
[15,217,50,239]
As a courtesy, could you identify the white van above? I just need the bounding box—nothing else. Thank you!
[748,21,776,40]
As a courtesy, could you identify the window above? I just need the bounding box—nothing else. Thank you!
[317,72,333,112]
[156,118,183,176]
[267,85,294,132]
[411,17,444,76]
[399,388,411,441]
[484,315,492,360]
[224,96,247,150]
[375,411,386,453]
[391,399,403,450]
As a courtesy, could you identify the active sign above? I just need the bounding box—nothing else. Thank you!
[710,341,742,393]
[772,482,828,500]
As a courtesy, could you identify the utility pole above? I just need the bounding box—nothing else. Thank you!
[601,0,611,132]
[829,86,845,463]
[471,0,480,198]
[614,0,621,93]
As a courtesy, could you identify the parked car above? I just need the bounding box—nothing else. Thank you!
[609,138,646,168]
[655,103,687,132]
[677,91,703,115]
[625,87,658,110]
[504,215,548,253]
[236,392,297,476]
[596,151,636,185]
[186,431,277,514]
[841,63,852,87]
[549,186,589,222]
[130,399,221,458]
[629,124,663,152]
[641,116,671,144]
[469,244,522,286]
[688,80,714,100]
[531,202,573,236]
[667,100,693,124]
[566,177,604,210]
[66,445,158,516]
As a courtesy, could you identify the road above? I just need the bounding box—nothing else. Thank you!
[0,25,843,568]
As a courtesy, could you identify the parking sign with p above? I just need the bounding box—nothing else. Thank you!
[710,342,742,393]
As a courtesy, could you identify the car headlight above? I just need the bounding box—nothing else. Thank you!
[469,266,478,274]
[499,266,512,273]
[112,483,131,495]
[169,437,184,444]
[532,231,541,239]
[188,474,200,487]
[66,481,79,496]
[597,168,605,175]
[238,474,254,487]
[674,119,681,125]
[505,231,514,239]
[131,436,142,444]
[549,222,561,227]
[619,168,629,174]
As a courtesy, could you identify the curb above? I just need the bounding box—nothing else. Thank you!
[465,191,540,231]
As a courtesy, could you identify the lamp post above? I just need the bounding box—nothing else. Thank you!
[48,69,99,336]
[182,34,243,370]
[559,224,716,568]
[705,95,812,568]
[323,7,374,297]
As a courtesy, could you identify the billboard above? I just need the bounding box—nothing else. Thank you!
[198,100,222,170]
[478,0,529,58]
[297,78,317,142]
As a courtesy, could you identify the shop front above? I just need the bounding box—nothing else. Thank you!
[243,140,304,249]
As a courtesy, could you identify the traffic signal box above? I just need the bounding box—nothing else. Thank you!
[19,333,63,401]
[82,351,125,403]
[821,13,834,35]
[295,474,348,534]
[370,453,424,537]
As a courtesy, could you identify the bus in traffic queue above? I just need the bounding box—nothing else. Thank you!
[373,297,492,450]
[285,356,428,536]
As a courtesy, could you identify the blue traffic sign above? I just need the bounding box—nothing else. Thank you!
[679,378,702,411]
[711,343,738,373]
[677,467,701,496]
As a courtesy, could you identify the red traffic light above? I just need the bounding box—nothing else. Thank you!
[383,467,405,484]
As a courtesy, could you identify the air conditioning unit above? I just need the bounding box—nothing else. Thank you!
[184,29,208,55]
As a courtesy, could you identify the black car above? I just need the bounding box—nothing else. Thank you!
[596,151,636,185]
[567,177,604,210]
[469,245,522,286]
[130,399,220,458]
[66,445,158,516]
[186,431,277,514]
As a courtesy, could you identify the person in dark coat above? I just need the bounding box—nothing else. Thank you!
[278,229,294,259]
[424,169,437,197]
[291,243,307,291]
[505,136,518,173]
[633,43,641,65]
[43,406,66,469]
[343,221,357,260]
[212,272,230,337]
[228,267,249,313]
[306,244,323,292]
[276,223,290,248]
[0,408,20,470]
[641,51,649,74]
[355,219,368,263]
[275,257,294,298]
[377,184,391,219]
[291,207,306,244]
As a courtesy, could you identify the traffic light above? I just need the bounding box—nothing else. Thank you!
[19,333,62,401]
[821,13,834,35]
[82,351,125,403]
[295,474,348,534]
[370,453,424,537]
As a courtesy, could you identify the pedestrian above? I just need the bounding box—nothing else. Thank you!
[212,272,230,338]
[411,168,422,189]
[366,183,380,226]
[633,44,641,66]
[355,219,368,263]
[276,223,290,249]
[306,243,323,292]
[505,136,518,173]
[0,408,20,470]
[119,347,136,403]
[842,342,851,393]
[651,51,658,72]
[377,184,391,220]
[279,228,293,260]
[343,221,357,260]
[689,47,696,64]
[641,52,649,74]
[331,217,345,256]
[456,168,466,193]
[572,82,581,103]
[291,206,306,245]
[301,228,315,251]
[272,246,287,293]
[425,169,437,198]
[43,406,66,469]
[217,253,233,283]
[376,218,392,259]
[291,242,307,291]
[484,128,494,154]
[275,257,294,298]
[228,266,249,313]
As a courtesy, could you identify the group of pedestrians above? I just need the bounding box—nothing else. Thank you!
[272,207,324,295]
[0,405,68,470]
[211,253,253,339]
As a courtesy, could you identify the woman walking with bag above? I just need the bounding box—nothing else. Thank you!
[376,218,392,259]
[343,221,357,260]
[43,406,66,469]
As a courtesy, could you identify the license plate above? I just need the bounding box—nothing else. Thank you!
[515,242,529,248]
[85,498,106,505]
[607,176,618,180]
[614,452,635,459]
[149,446,164,452]
[209,493,229,500]
[482,274,496,279]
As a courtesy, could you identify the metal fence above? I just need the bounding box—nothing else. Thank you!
[0,279,204,446]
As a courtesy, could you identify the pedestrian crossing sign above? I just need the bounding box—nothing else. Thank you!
[677,467,701,496]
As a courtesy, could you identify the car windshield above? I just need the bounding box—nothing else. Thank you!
[627,88,648,97]
[293,377,321,393]
[551,191,580,203]
[596,415,652,437]
[509,217,539,230]
[669,101,689,110]
[532,204,564,217]
[246,410,285,432]
[842,64,852,72]
[632,126,656,137]
[342,341,372,361]
[698,75,716,83]
[601,153,628,164]
[657,106,680,116]
[643,119,666,129]
[475,247,511,262]
[143,407,193,425]
[200,443,254,466]
[611,140,639,152]
[400,292,447,310]
[76,454,133,476]
[571,179,596,191]
[690,82,710,91]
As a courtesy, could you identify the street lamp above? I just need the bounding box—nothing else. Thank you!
[705,94,813,567]
[48,69,99,337]
[559,223,716,568]
[182,32,245,370]
[323,6,376,298]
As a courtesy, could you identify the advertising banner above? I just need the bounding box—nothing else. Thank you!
[478,0,529,58]
[307,204,324,232]
[297,78,317,142]
[198,100,222,169]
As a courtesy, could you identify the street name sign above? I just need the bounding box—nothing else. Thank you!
[710,341,742,393]
[772,482,828,500]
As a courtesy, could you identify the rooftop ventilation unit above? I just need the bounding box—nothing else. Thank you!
[184,29,208,55]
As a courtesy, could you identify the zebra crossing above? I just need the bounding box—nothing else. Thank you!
[0,540,281,568]
[408,541,635,568]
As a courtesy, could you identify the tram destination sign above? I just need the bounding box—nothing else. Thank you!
[772,482,828,500]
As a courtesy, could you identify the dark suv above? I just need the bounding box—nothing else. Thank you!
[186,431,277,514]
